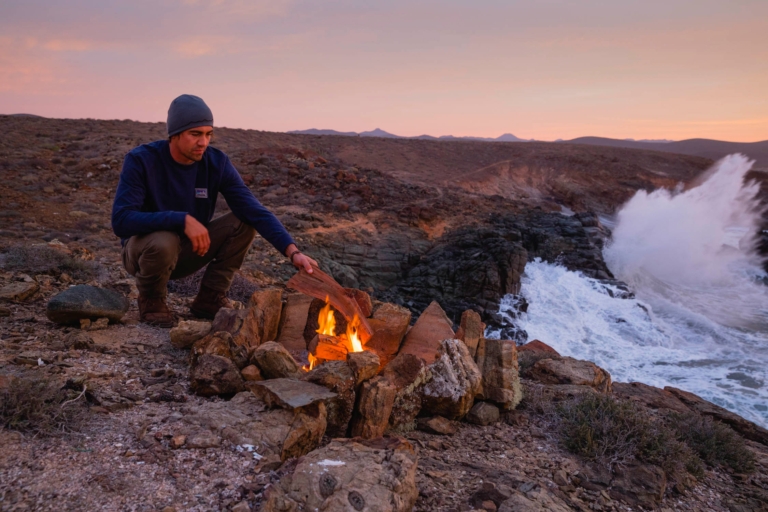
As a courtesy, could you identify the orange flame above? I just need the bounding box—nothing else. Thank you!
[346,315,364,353]
[303,353,317,372]
[316,296,336,337]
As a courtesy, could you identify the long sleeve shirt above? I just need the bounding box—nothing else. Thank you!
[111,140,295,254]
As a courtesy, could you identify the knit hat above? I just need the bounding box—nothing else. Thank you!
[167,94,214,137]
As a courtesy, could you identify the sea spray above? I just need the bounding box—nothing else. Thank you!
[498,154,768,427]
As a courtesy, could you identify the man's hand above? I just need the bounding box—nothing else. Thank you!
[285,244,317,274]
[185,215,210,256]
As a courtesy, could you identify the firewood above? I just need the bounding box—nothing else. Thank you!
[287,266,374,342]
[309,334,349,361]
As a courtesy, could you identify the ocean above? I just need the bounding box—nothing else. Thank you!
[494,154,768,427]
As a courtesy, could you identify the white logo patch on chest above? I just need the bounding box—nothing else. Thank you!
[195,188,208,199]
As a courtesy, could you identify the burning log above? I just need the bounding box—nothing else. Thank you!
[287,266,374,343]
[308,334,349,361]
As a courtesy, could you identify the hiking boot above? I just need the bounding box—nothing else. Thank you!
[138,295,175,328]
[190,286,232,319]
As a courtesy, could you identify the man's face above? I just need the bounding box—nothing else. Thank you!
[170,126,213,164]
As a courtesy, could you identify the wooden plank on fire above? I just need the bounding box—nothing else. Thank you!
[309,334,349,360]
[287,265,374,342]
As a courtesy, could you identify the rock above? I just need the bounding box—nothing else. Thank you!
[170,320,212,349]
[529,356,611,393]
[416,416,458,435]
[365,302,412,366]
[518,339,561,356]
[609,463,666,509]
[466,402,500,426]
[186,430,221,449]
[46,285,129,324]
[422,339,483,419]
[469,482,512,510]
[456,309,484,357]
[346,350,380,385]
[211,307,263,349]
[191,331,248,369]
[261,437,418,512]
[230,501,250,512]
[612,382,691,414]
[189,354,245,397]
[170,435,186,449]
[0,305,10,317]
[665,386,768,445]
[350,376,397,439]
[302,360,356,437]
[399,301,455,364]
[497,488,571,512]
[64,331,95,350]
[248,288,283,342]
[381,353,432,432]
[179,392,326,461]
[275,293,314,352]
[251,341,301,379]
[241,364,263,381]
[0,281,39,302]
[250,378,337,409]
[475,338,522,410]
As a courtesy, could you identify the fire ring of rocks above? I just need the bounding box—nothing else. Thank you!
[172,267,523,509]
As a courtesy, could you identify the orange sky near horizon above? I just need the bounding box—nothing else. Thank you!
[1,0,767,142]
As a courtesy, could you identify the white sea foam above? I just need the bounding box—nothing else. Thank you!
[498,154,768,427]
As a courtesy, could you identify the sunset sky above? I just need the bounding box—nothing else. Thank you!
[1,0,767,142]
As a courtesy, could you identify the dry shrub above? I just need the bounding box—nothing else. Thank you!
[0,376,88,436]
[4,244,98,280]
[554,393,702,479]
[667,412,755,474]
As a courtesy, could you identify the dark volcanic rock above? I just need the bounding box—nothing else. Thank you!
[46,285,129,324]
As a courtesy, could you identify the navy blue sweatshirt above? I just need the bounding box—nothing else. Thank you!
[111,140,294,254]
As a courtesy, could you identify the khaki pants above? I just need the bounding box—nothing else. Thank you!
[122,213,256,298]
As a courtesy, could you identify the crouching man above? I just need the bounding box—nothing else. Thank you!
[111,94,316,327]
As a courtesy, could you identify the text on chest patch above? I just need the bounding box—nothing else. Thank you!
[195,188,208,199]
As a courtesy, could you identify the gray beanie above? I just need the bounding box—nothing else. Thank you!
[167,94,214,136]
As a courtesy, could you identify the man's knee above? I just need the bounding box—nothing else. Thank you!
[131,232,181,272]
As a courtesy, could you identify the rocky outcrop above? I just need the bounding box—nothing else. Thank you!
[529,356,612,393]
[422,339,483,419]
[261,437,418,512]
[45,285,129,324]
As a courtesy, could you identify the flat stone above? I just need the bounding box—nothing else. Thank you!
[0,281,39,302]
[46,285,129,325]
[170,320,211,349]
[261,437,418,512]
[416,416,458,435]
[251,378,337,410]
[399,301,455,364]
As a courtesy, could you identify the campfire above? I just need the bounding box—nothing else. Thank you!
[305,296,366,371]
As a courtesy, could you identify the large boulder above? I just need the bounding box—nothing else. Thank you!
[303,361,357,437]
[398,301,454,365]
[612,382,690,414]
[365,302,411,367]
[528,356,611,393]
[381,353,432,432]
[251,341,302,380]
[262,437,418,512]
[475,338,522,410]
[422,339,483,420]
[46,285,129,324]
[248,288,283,342]
[350,376,397,439]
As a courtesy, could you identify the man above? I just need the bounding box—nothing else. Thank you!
[112,94,316,327]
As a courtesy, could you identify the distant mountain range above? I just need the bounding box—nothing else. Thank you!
[559,136,768,168]
[288,128,768,167]
[288,128,529,142]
